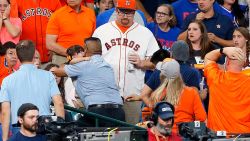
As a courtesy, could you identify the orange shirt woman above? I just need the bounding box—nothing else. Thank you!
[151,59,206,133]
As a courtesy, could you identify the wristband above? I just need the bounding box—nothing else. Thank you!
[2,18,8,21]
[220,48,224,55]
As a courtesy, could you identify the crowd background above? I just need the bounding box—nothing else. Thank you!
[0,0,250,140]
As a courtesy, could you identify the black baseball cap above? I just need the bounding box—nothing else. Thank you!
[17,103,39,117]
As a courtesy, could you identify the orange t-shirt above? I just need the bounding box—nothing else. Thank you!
[204,62,250,133]
[60,0,94,6]
[0,56,13,86]
[16,0,61,63]
[115,21,130,33]
[46,5,96,49]
[10,0,18,18]
[171,87,207,133]
[242,68,250,76]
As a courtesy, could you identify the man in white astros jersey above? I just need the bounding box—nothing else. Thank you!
[92,0,159,124]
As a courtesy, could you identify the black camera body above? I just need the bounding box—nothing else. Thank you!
[178,121,210,141]
[37,115,81,141]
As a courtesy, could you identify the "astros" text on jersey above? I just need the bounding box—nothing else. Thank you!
[105,38,140,51]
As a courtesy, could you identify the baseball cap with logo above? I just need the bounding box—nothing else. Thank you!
[117,0,136,10]
[156,58,180,79]
[157,102,174,120]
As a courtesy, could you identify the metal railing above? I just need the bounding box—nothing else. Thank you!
[64,105,146,130]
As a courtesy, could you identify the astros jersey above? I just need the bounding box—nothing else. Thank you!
[93,21,159,97]
[16,0,61,63]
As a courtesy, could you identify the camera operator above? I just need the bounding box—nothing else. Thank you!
[8,103,47,141]
[148,102,182,141]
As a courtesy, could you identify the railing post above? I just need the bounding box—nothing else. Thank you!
[95,118,99,127]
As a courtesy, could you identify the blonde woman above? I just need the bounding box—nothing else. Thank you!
[149,58,206,133]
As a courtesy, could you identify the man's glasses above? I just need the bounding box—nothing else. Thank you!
[155,11,169,17]
[117,8,135,17]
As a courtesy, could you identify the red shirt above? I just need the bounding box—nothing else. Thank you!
[147,128,183,141]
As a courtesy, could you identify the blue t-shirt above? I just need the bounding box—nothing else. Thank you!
[144,70,154,83]
[147,22,181,50]
[96,8,147,28]
[8,132,47,141]
[146,63,201,91]
[216,5,238,27]
[172,0,222,28]
[172,0,199,28]
[146,69,161,91]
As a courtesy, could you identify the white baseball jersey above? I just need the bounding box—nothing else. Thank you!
[93,21,159,97]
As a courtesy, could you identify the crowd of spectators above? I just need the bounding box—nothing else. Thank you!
[0,0,250,140]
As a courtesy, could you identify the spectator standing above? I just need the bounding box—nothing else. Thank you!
[172,0,222,28]
[185,20,215,111]
[232,27,250,68]
[135,0,171,23]
[185,20,215,68]
[60,0,95,9]
[53,37,125,126]
[172,0,199,28]
[0,40,65,141]
[0,0,21,44]
[16,0,61,63]
[46,0,96,65]
[95,0,114,15]
[178,0,235,49]
[96,0,147,27]
[204,47,250,133]
[147,4,181,51]
[93,0,159,124]
[0,41,17,87]
[216,0,247,27]
[8,103,47,141]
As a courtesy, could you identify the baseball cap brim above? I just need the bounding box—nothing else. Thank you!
[159,112,174,120]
